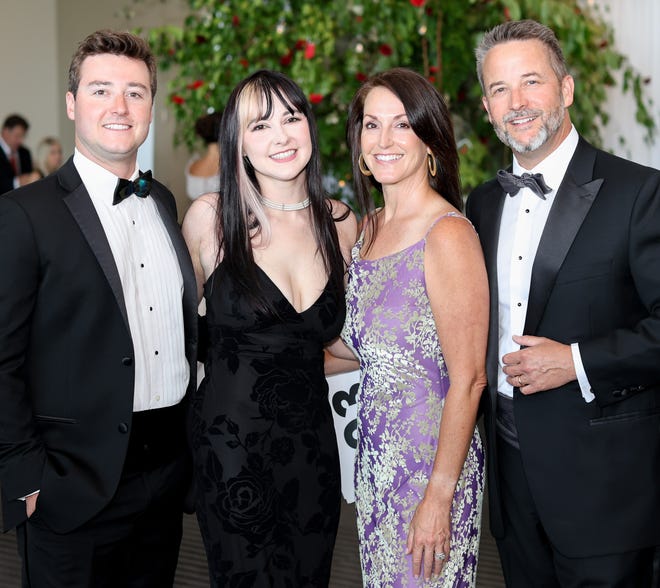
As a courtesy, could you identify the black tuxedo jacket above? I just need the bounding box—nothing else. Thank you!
[0,145,33,194]
[0,157,198,533]
[466,137,660,558]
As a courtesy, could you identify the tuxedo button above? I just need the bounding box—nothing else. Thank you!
[122,357,133,366]
[118,422,129,434]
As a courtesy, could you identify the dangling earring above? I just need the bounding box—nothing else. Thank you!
[358,153,372,176]
[427,152,437,177]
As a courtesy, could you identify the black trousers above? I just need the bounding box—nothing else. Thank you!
[16,405,191,588]
[495,436,655,588]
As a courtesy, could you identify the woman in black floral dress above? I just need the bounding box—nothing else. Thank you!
[182,70,357,587]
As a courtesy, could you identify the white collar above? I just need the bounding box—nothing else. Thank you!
[73,149,139,203]
[512,125,579,194]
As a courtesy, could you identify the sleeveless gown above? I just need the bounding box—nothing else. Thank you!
[192,262,343,587]
[342,213,484,587]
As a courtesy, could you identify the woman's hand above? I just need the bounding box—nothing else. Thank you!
[405,494,451,580]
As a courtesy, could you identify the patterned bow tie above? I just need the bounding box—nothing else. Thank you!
[113,170,152,205]
[497,169,551,200]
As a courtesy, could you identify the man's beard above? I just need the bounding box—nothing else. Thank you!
[493,103,565,154]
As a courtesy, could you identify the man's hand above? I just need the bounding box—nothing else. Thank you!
[25,491,39,518]
[502,335,576,394]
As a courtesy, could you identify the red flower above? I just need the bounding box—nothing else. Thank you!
[195,35,207,44]
[379,44,393,56]
[429,65,438,74]
[428,76,436,83]
[503,6,511,20]
[304,42,316,60]
[356,72,367,82]
[599,40,609,49]
[295,39,307,50]
[309,93,323,104]
[232,15,240,26]
[356,15,363,23]
[187,80,204,90]
[239,58,249,68]
[409,0,425,6]
[171,95,185,105]
[280,51,293,67]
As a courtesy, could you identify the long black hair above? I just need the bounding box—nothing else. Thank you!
[216,69,346,313]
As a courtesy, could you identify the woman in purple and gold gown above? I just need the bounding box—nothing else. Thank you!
[328,68,487,587]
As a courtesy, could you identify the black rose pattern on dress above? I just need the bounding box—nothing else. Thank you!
[193,265,343,587]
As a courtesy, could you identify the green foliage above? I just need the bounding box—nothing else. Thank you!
[142,0,656,200]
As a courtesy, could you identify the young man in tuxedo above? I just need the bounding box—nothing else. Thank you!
[0,30,198,587]
[466,19,660,587]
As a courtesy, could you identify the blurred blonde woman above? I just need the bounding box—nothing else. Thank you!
[35,136,63,177]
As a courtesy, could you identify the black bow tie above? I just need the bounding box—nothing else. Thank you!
[497,169,551,200]
[113,170,152,205]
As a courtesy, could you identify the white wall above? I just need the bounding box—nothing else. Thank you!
[595,0,660,168]
[0,0,59,154]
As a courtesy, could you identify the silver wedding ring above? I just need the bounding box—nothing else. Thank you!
[435,552,446,561]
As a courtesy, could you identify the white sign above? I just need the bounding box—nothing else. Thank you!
[326,370,360,503]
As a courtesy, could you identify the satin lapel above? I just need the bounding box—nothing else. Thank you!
[151,190,197,343]
[59,161,130,328]
[476,184,506,390]
[523,141,603,334]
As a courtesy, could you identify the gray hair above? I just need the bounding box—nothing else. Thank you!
[475,19,569,93]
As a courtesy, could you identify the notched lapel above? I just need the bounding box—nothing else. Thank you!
[524,174,603,334]
[60,167,130,329]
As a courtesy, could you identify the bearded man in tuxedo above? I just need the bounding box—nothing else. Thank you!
[466,19,660,588]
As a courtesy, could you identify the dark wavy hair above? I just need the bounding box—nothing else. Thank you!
[216,69,347,314]
[346,68,462,250]
[68,30,157,98]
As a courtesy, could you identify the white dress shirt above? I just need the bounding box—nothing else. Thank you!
[496,126,594,402]
[74,150,189,411]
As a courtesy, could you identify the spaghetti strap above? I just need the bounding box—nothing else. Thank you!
[424,211,474,239]
[351,209,380,261]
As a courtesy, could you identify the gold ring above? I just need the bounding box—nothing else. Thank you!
[517,375,524,387]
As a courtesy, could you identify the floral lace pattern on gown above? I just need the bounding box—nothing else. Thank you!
[192,262,343,588]
[342,212,484,587]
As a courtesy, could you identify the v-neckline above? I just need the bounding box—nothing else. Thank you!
[255,264,329,315]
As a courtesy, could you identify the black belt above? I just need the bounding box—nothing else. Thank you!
[123,402,186,473]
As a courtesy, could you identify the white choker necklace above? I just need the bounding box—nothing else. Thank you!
[259,195,310,211]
